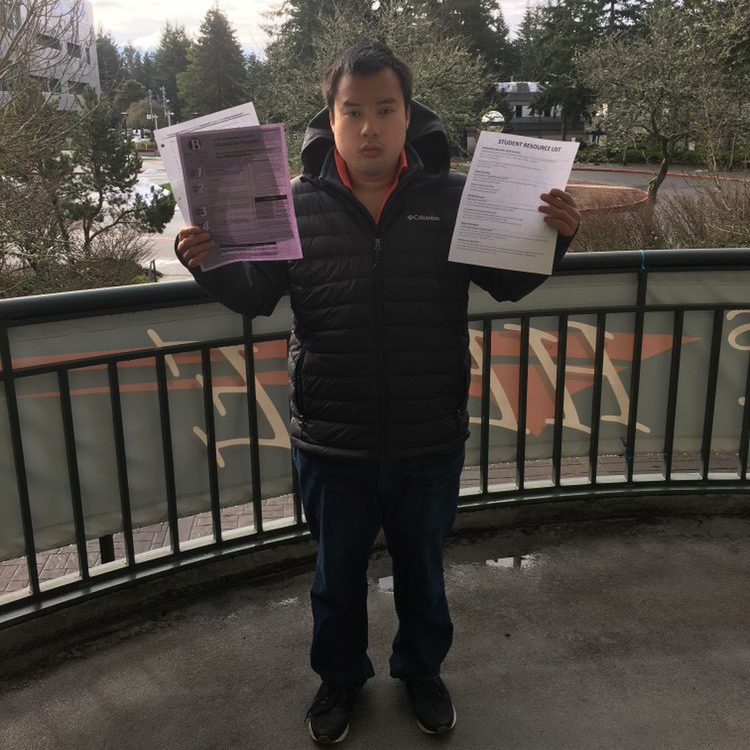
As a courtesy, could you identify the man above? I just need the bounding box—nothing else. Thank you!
[177,42,580,745]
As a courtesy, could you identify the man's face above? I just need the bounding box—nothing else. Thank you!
[329,67,410,184]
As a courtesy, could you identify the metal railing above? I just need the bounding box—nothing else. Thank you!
[2,249,750,629]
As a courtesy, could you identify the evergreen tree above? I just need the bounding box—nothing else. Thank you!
[590,0,652,32]
[511,0,654,138]
[512,4,545,80]
[141,50,155,92]
[245,52,266,105]
[177,5,249,116]
[1,87,175,294]
[120,43,143,82]
[118,45,155,91]
[95,29,124,95]
[271,0,374,63]
[59,88,175,252]
[273,0,513,75]
[153,23,192,121]
[411,0,514,76]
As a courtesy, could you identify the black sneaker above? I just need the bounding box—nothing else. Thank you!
[305,682,361,744]
[405,676,457,734]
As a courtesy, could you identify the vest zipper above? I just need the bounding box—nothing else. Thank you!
[313,171,418,457]
[372,235,386,454]
[372,238,381,270]
[295,345,307,426]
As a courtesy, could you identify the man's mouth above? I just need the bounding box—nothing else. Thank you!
[361,145,382,156]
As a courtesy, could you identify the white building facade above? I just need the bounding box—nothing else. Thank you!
[0,0,101,109]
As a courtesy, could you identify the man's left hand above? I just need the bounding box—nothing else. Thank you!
[538,188,581,238]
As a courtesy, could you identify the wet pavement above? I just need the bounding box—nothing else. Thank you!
[1,515,749,750]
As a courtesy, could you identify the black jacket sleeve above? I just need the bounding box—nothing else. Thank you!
[468,231,573,303]
[175,236,290,318]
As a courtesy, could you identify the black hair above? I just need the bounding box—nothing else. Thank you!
[321,41,413,113]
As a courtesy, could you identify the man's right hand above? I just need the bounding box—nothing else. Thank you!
[177,226,217,269]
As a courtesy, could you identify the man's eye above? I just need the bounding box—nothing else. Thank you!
[345,111,360,117]
[381,108,394,115]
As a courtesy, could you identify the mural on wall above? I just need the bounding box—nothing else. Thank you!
[1,292,749,559]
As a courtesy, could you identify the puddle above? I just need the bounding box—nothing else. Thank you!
[271,596,300,607]
[374,553,544,591]
[485,553,544,570]
[486,556,523,569]
[378,576,394,592]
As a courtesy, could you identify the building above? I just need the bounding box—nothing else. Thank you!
[497,81,585,141]
[0,0,101,109]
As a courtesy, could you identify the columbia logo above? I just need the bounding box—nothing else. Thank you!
[407,214,440,221]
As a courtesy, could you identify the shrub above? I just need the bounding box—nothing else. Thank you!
[571,182,750,252]
[0,225,153,298]
[134,139,157,151]
[576,143,620,165]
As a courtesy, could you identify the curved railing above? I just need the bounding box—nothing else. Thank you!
[2,248,750,630]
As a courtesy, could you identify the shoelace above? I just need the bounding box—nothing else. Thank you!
[411,678,447,702]
[305,684,351,720]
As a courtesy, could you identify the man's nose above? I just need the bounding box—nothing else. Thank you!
[360,115,380,136]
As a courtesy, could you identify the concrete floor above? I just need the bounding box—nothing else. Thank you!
[1,515,749,750]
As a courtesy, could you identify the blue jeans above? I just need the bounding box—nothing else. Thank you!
[293,445,465,686]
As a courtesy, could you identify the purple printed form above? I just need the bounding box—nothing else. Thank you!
[177,123,302,270]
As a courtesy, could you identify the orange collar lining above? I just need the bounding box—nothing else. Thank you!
[333,149,408,223]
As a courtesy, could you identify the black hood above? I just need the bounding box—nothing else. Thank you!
[300,99,451,177]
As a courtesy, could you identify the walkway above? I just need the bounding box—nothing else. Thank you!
[4,453,735,595]
[1,514,749,749]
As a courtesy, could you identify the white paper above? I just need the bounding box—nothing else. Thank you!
[177,123,302,270]
[448,132,579,275]
[154,102,259,220]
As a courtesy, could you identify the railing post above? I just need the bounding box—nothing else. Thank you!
[155,354,180,554]
[662,311,684,481]
[552,314,569,486]
[242,317,264,535]
[58,370,90,580]
[588,312,607,484]
[0,322,41,596]
[107,362,136,566]
[700,310,725,480]
[201,347,222,543]
[516,317,530,490]
[624,263,649,482]
[479,319,492,494]
[99,535,116,564]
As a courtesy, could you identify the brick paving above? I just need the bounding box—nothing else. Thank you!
[0,453,740,596]
[0,495,296,595]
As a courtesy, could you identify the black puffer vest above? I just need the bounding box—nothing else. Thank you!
[184,103,566,459]
[288,102,474,459]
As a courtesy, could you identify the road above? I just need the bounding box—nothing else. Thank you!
[138,155,190,281]
[571,164,748,198]
[137,155,749,282]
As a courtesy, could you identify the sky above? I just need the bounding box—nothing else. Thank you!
[90,0,531,54]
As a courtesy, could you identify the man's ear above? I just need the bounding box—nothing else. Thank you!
[406,104,411,129]
[328,108,334,128]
